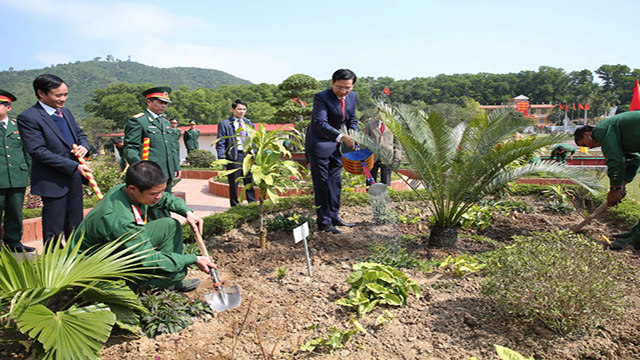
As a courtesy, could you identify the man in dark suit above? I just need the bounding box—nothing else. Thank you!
[0,90,34,252]
[216,100,257,207]
[17,74,91,250]
[305,69,359,234]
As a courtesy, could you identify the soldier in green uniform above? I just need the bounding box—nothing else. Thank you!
[183,120,200,154]
[575,110,640,249]
[0,90,34,253]
[124,86,180,220]
[111,136,127,171]
[68,160,215,292]
[549,143,575,164]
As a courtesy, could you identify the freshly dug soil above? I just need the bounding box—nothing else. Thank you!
[3,194,640,360]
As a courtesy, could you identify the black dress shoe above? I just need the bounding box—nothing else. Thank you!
[6,244,36,253]
[333,220,355,227]
[318,224,342,234]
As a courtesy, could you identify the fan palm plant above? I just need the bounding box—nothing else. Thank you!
[0,236,151,359]
[214,124,308,249]
[345,102,600,248]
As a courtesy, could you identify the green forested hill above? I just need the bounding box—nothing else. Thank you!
[0,60,251,119]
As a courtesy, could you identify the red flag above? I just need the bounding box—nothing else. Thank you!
[631,79,640,111]
[572,103,576,110]
[579,103,584,110]
[585,102,590,111]
[383,87,391,95]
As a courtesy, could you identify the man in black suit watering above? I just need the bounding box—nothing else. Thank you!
[305,69,359,234]
[17,74,91,251]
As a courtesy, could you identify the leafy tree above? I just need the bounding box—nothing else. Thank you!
[80,116,116,153]
[213,125,307,249]
[346,102,600,248]
[272,74,319,125]
[83,82,153,129]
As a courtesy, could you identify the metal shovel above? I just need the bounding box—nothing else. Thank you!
[194,231,242,311]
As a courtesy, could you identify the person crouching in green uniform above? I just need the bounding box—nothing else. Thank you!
[575,110,640,249]
[549,143,575,164]
[67,160,216,292]
[0,90,34,253]
[183,120,200,154]
[124,86,181,220]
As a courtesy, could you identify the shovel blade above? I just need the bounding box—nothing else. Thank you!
[205,285,241,312]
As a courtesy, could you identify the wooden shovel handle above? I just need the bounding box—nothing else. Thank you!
[194,231,222,288]
[570,202,608,232]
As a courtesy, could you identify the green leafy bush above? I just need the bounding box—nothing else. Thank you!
[460,204,493,229]
[439,254,486,276]
[482,231,630,335]
[366,238,418,269]
[336,262,420,318]
[265,212,314,232]
[83,157,124,198]
[300,327,356,353]
[185,149,217,168]
[606,198,640,227]
[139,290,213,338]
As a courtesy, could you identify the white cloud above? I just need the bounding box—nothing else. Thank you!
[6,0,290,83]
[128,39,291,84]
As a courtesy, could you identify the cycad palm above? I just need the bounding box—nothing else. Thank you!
[347,103,600,248]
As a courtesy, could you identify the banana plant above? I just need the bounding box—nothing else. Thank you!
[214,124,308,249]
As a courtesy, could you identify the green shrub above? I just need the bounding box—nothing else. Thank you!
[460,205,493,229]
[366,238,418,269]
[482,231,630,335]
[138,290,213,338]
[336,262,420,318]
[185,149,217,168]
[265,212,314,232]
[83,157,124,198]
[606,198,640,227]
[507,183,580,196]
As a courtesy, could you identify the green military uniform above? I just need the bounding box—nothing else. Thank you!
[68,184,196,290]
[183,125,200,154]
[591,111,640,248]
[549,143,575,164]
[169,122,181,164]
[124,87,180,219]
[0,118,31,247]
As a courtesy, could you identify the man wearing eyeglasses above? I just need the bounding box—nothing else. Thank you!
[305,69,359,234]
[574,110,640,249]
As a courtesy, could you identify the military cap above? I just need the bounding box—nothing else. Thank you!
[143,86,172,103]
[0,89,17,104]
[189,120,197,125]
[170,119,178,123]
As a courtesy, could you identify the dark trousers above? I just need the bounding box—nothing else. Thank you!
[309,148,343,226]
[0,187,26,246]
[227,152,256,206]
[41,172,84,248]
[369,160,391,186]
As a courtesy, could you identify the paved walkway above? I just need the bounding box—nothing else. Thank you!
[19,178,230,257]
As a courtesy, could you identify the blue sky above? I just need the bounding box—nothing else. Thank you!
[2,0,638,84]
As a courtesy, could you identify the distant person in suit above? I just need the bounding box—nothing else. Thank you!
[0,90,34,253]
[17,74,91,251]
[216,100,257,207]
[123,86,180,220]
[183,120,200,154]
[111,136,127,171]
[305,69,359,234]
[364,108,401,187]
